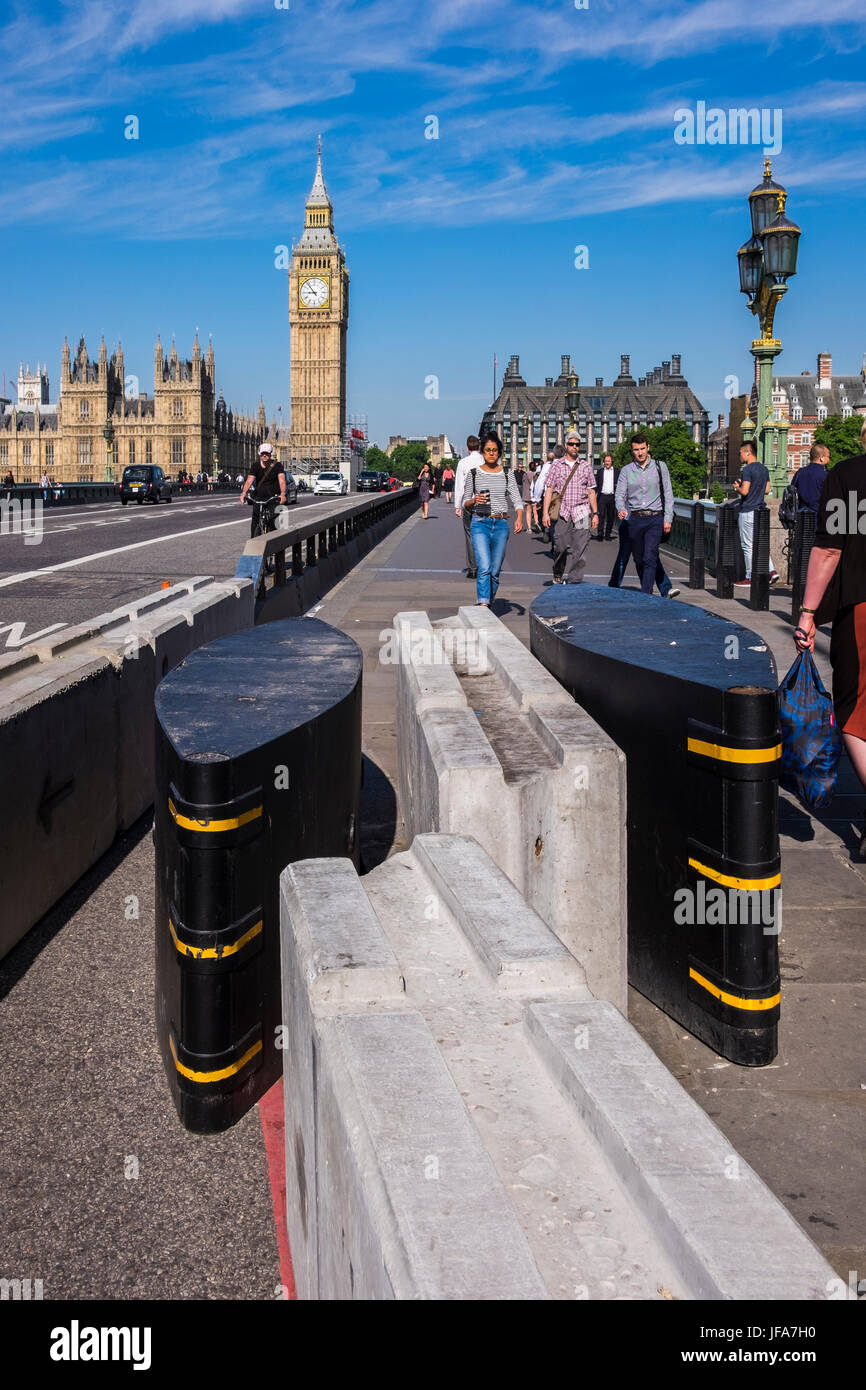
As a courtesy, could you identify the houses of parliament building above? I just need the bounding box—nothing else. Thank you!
[0,334,271,483]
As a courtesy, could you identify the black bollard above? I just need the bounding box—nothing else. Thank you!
[689,502,705,591]
[530,585,781,1066]
[716,503,737,599]
[749,507,771,611]
[154,618,362,1133]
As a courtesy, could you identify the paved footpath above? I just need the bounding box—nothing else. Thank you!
[1,496,861,1296]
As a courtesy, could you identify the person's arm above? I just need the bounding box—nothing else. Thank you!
[764,480,771,496]
[662,463,673,531]
[277,470,287,503]
[239,471,255,503]
[794,548,842,652]
[615,466,628,519]
[506,470,524,530]
[454,461,465,514]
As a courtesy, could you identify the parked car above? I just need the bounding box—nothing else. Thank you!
[313,471,348,496]
[120,464,172,504]
[356,469,383,493]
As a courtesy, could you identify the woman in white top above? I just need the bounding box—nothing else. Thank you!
[463,432,523,606]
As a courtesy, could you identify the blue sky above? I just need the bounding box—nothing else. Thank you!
[3,0,866,448]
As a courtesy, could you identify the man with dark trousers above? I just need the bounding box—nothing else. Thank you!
[614,433,673,594]
[595,453,618,541]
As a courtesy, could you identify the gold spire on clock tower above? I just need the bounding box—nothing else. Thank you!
[288,141,349,465]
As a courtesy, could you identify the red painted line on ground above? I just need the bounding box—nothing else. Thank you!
[259,1078,297,1300]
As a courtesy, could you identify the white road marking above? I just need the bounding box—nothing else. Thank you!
[0,515,251,588]
[0,619,68,646]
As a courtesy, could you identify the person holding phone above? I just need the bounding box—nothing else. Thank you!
[462,431,523,607]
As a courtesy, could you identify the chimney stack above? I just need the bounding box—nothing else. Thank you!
[817,352,832,389]
[620,353,630,378]
[662,361,671,379]
[672,354,682,376]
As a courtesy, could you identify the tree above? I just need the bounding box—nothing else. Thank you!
[812,414,864,468]
[613,421,706,499]
[364,444,391,472]
[388,441,431,480]
[711,482,725,505]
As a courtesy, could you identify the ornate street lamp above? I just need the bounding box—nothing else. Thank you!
[102,417,115,482]
[737,158,801,493]
[566,370,581,429]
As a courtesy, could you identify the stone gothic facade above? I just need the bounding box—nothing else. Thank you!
[0,335,274,483]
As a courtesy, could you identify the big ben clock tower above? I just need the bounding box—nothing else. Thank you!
[289,140,349,463]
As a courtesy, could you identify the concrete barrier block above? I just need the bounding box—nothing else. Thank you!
[313,1012,550,1300]
[281,836,833,1299]
[411,833,588,993]
[525,999,836,1301]
[455,604,571,711]
[0,579,254,961]
[396,606,627,1011]
[280,858,405,1298]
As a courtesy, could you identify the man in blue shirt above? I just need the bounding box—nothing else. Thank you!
[614,434,674,595]
[732,441,778,589]
[794,444,830,513]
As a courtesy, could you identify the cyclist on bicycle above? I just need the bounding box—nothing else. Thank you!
[240,443,287,537]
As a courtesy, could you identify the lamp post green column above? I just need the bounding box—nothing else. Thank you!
[737,159,801,495]
[103,417,116,483]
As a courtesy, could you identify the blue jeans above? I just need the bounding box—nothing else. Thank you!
[608,517,672,594]
[471,516,510,603]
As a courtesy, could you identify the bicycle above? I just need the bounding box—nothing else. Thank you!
[247,494,282,574]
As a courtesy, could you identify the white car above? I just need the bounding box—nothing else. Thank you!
[313,471,348,496]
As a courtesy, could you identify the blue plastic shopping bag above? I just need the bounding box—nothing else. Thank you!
[778,651,842,810]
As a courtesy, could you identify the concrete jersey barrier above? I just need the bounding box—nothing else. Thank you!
[394,603,627,1010]
[0,577,253,960]
[279,834,836,1301]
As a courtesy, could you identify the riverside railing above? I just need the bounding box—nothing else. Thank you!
[235,485,418,616]
[664,498,771,612]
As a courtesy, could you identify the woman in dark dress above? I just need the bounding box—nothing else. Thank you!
[418,463,433,519]
[795,426,866,855]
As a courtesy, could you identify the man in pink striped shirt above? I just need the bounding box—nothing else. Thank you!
[542,429,598,584]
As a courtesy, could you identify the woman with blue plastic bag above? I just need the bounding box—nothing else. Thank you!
[792,420,866,853]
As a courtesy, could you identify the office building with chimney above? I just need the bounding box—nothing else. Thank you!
[481,353,709,466]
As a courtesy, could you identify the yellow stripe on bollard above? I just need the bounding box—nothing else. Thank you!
[168,1034,262,1084]
[688,857,781,892]
[167,797,262,833]
[689,968,780,1012]
[168,917,262,960]
[687,737,781,764]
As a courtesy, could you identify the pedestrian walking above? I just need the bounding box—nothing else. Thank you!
[462,432,523,606]
[732,440,779,589]
[595,453,618,541]
[40,471,50,504]
[522,461,539,533]
[794,422,866,855]
[2,468,14,501]
[608,517,680,597]
[541,430,598,584]
[418,463,433,518]
[453,434,484,578]
[441,463,455,503]
[614,433,674,595]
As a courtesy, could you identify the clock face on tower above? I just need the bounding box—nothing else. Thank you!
[299,276,330,309]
